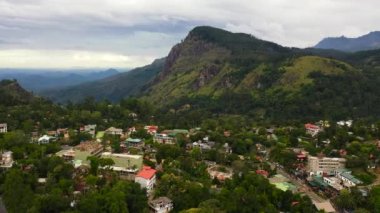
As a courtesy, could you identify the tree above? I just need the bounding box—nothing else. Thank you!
[87,156,100,175]
[2,169,34,213]
[335,189,356,210]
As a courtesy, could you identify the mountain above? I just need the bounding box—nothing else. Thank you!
[0,68,119,92]
[314,31,380,52]
[143,26,380,120]
[43,26,380,121]
[42,58,165,103]
[144,26,353,101]
[0,79,35,106]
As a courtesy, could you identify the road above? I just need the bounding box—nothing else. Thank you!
[275,166,325,203]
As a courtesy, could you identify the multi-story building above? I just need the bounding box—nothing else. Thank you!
[307,156,346,175]
[0,123,7,133]
[149,197,173,213]
[0,151,14,169]
[135,166,156,193]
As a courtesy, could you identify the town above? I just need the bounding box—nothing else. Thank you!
[1,115,379,212]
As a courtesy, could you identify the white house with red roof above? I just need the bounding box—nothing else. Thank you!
[144,126,158,135]
[135,166,157,193]
[305,123,322,137]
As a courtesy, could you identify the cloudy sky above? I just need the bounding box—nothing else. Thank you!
[1,0,379,69]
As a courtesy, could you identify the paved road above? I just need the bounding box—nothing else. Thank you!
[275,167,325,203]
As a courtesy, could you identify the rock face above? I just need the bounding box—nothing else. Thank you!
[194,64,221,89]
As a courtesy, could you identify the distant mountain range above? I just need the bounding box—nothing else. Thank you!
[0,68,120,92]
[41,59,164,103]
[315,31,380,52]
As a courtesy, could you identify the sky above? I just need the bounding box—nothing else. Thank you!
[0,0,379,69]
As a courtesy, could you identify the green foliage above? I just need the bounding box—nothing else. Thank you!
[2,169,35,213]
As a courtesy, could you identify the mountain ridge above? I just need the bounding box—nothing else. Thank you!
[315,31,380,52]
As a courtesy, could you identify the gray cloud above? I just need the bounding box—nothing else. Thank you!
[0,0,379,68]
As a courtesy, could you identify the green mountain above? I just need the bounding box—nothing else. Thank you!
[143,26,380,121]
[43,26,380,121]
[42,58,165,103]
[0,79,35,106]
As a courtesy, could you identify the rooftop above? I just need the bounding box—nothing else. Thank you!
[136,166,156,179]
[149,197,172,206]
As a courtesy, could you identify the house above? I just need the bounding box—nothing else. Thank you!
[101,152,143,174]
[0,151,14,169]
[135,166,157,193]
[207,165,233,182]
[38,135,55,144]
[256,170,269,178]
[161,129,189,137]
[144,126,158,135]
[307,155,346,176]
[0,123,7,133]
[149,197,173,213]
[323,177,344,191]
[57,128,70,139]
[154,134,175,144]
[105,127,123,136]
[125,138,144,148]
[223,143,233,154]
[335,169,363,187]
[127,127,137,135]
[305,123,322,137]
[337,120,353,127]
[56,141,103,167]
[47,130,58,137]
[83,124,96,138]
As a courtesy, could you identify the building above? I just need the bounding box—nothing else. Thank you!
[207,165,233,182]
[305,123,322,137]
[0,151,14,169]
[38,135,55,144]
[105,127,123,136]
[307,156,346,175]
[149,197,173,213]
[323,177,344,191]
[56,141,103,167]
[83,124,96,138]
[312,201,336,213]
[154,134,175,144]
[125,138,144,148]
[101,152,143,174]
[335,169,363,187]
[144,125,158,135]
[256,170,269,178]
[135,166,157,193]
[0,123,7,133]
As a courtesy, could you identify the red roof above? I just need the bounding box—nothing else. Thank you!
[305,123,319,130]
[136,166,156,180]
[256,170,269,177]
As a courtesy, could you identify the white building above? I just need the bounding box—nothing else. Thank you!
[307,156,346,176]
[38,135,55,144]
[105,127,123,136]
[135,166,156,193]
[305,123,322,137]
[84,124,96,138]
[0,123,7,133]
[323,177,344,191]
[335,169,363,187]
[0,151,14,169]
[149,197,173,213]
